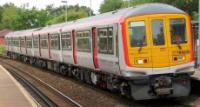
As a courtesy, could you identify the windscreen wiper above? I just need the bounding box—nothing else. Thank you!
[138,36,146,52]
[176,42,182,50]
[138,41,143,52]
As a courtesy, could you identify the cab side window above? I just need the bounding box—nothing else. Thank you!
[98,27,114,54]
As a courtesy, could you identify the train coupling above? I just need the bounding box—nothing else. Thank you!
[152,76,173,96]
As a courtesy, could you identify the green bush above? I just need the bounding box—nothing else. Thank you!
[0,45,6,55]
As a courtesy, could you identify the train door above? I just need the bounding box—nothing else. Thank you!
[149,16,170,68]
[92,27,99,69]
[97,24,120,74]
[126,16,152,68]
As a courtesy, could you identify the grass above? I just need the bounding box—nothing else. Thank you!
[0,45,6,55]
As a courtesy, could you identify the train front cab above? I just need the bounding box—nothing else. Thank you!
[124,13,194,100]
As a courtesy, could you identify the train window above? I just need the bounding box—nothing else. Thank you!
[33,36,38,48]
[9,38,12,46]
[129,21,147,47]
[41,35,48,49]
[170,18,187,44]
[61,32,71,50]
[98,27,114,54]
[76,31,91,52]
[152,20,165,46]
[20,37,25,48]
[26,38,32,48]
[13,38,16,46]
[51,34,60,50]
[16,38,20,47]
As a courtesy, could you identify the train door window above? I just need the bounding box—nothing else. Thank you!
[129,21,147,47]
[51,33,60,50]
[20,37,25,48]
[152,20,165,46]
[41,35,48,49]
[98,27,114,54]
[26,37,32,48]
[170,18,187,44]
[9,38,12,46]
[61,32,71,50]
[33,36,39,48]
[13,38,15,46]
[16,37,20,47]
[108,28,114,54]
[76,30,91,52]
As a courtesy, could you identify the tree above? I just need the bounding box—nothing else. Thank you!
[99,0,123,13]
[46,4,93,25]
[1,3,18,30]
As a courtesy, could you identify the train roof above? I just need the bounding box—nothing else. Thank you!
[6,3,185,37]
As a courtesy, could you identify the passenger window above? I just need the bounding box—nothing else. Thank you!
[152,20,165,46]
[41,36,48,49]
[61,32,71,50]
[129,21,147,47]
[76,31,91,52]
[98,27,114,54]
[20,37,25,48]
[51,34,60,50]
[26,38,32,48]
[33,36,38,48]
[17,38,20,47]
[170,19,187,44]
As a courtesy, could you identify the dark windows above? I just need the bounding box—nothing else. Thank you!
[98,27,114,54]
[170,18,187,44]
[129,21,147,47]
[51,34,60,50]
[13,37,20,47]
[61,32,71,50]
[20,37,25,48]
[26,37,32,48]
[33,36,39,48]
[16,38,20,47]
[152,20,165,46]
[76,31,91,52]
[41,35,48,49]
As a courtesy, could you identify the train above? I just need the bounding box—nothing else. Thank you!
[5,3,194,100]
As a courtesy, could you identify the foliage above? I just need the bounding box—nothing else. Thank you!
[47,5,93,25]
[0,45,6,55]
[0,3,93,30]
[99,0,123,13]
[192,11,198,21]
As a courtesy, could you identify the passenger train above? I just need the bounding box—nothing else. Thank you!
[5,3,194,100]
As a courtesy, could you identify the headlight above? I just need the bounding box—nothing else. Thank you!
[137,59,144,64]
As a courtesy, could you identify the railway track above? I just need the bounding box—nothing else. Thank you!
[0,58,82,107]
